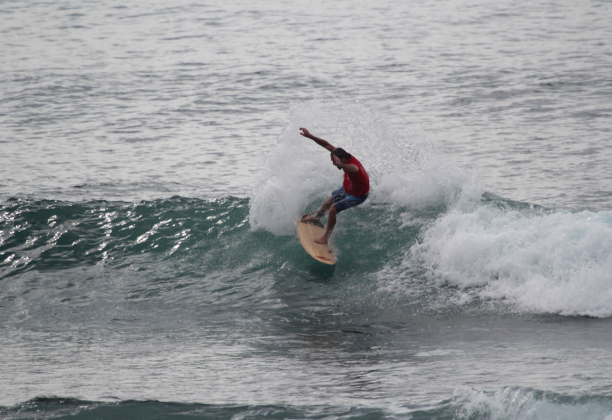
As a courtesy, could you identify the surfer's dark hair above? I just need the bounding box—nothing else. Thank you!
[332,148,351,160]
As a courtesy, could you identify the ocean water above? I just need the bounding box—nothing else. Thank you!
[2,0,612,419]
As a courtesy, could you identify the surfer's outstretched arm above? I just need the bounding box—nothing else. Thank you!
[300,128,336,152]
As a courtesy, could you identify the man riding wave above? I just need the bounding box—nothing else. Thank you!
[300,128,370,244]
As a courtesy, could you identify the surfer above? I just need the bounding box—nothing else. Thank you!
[300,128,370,244]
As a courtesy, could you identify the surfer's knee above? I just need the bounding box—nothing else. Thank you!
[329,205,338,217]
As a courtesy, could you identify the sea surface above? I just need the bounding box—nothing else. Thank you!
[2,0,612,419]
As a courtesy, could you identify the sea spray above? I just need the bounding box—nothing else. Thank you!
[249,98,452,235]
[372,157,481,210]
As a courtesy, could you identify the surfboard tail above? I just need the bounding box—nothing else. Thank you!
[297,213,336,265]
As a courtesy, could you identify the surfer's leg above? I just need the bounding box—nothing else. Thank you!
[314,205,337,244]
[303,198,333,222]
[313,192,367,244]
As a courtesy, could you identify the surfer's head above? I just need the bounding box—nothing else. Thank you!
[331,148,351,168]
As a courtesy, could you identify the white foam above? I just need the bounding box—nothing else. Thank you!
[453,387,612,420]
[410,202,612,317]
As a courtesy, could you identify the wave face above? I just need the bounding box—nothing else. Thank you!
[4,192,612,325]
[5,193,612,320]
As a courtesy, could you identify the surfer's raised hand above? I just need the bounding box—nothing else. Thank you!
[299,128,312,138]
[299,128,336,152]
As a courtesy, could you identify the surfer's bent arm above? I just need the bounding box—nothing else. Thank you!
[299,128,335,152]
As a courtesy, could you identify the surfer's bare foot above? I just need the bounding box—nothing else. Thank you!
[303,213,321,222]
[314,236,328,244]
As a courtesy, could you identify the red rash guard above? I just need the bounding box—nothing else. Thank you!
[343,156,369,197]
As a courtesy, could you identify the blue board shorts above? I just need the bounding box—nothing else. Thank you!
[331,187,368,213]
